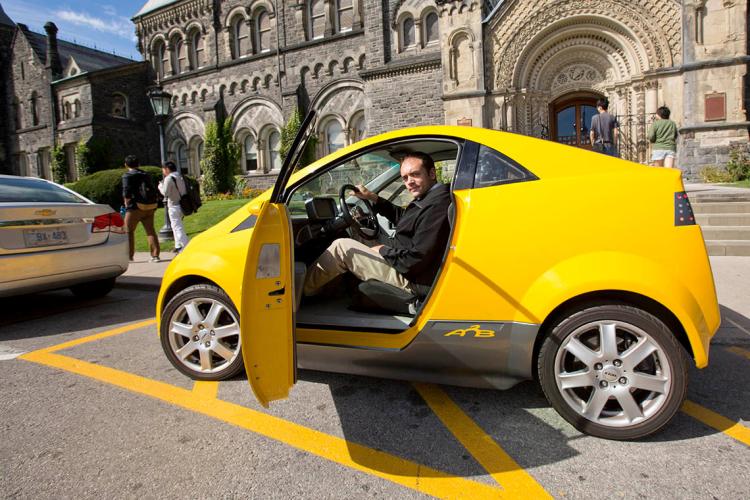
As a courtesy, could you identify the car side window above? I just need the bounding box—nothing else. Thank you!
[474,145,531,189]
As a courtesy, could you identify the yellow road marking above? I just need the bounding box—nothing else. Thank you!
[21,349,503,499]
[414,383,550,498]
[192,381,219,399]
[726,346,750,361]
[31,319,156,354]
[682,400,750,447]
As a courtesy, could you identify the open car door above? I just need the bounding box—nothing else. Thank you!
[240,111,316,407]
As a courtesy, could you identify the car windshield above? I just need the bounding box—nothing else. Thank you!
[0,178,87,204]
[288,151,399,216]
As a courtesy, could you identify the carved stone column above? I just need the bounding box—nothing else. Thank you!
[645,81,658,115]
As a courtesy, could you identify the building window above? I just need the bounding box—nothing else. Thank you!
[402,17,415,49]
[112,93,128,118]
[309,0,325,40]
[176,39,188,73]
[176,142,188,173]
[244,134,258,171]
[268,130,281,171]
[62,101,71,121]
[20,61,25,80]
[73,99,82,118]
[256,10,271,53]
[13,98,22,129]
[350,112,366,143]
[232,16,250,58]
[189,30,204,69]
[424,12,439,44]
[30,92,39,126]
[337,0,353,33]
[325,120,345,154]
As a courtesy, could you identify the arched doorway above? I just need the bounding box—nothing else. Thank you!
[550,94,600,149]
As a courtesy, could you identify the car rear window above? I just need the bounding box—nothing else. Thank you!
[0,178,87,203]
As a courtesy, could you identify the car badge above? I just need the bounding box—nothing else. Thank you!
[34,209,56,216]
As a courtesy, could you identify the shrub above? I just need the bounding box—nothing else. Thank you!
[67,166,173,211]
[699,165,733,183]
[75,138,93,178]
[281,107,318,171]
[201,118,241,195]
[51,144,67,184]
[726,147,750,181]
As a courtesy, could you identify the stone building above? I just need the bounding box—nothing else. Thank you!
[132,0,749,182]
[1,9,157,179]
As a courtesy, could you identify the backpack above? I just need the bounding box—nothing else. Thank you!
[135,171,158,211]
[178,177,202,216]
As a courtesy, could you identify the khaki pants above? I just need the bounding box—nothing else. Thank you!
[303,238,411,296]
[125,208,160,260]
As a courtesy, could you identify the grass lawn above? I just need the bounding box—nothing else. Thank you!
[727,179,750,189]
[134,198,251,252]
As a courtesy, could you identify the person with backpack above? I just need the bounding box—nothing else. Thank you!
[122,155,160,262]
[158,161,189,254]
[589,98,620,157]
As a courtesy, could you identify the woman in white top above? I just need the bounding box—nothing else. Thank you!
[158,161,189,252]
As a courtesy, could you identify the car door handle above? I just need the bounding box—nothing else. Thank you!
[269,286,285,296]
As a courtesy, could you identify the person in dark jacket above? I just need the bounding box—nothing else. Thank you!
[122,155,160,262]
[303,152,451,298]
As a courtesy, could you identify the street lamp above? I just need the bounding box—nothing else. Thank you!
[147,87,173,242]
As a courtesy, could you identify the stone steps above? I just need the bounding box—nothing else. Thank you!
[691,192,750,256]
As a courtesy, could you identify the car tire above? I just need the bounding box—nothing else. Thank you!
[161,284,244,381]
[69,277,116,299]
[538,304,688,440]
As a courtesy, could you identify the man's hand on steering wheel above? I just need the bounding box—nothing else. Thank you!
[339,184,379,240]
[354,184,378,203]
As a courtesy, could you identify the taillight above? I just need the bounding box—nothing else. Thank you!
[675,192,696,226]
[92,213,126,234]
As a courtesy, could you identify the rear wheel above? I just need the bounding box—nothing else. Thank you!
[161,284,244,381]
[538,305,688,440]
[70,277,115,298]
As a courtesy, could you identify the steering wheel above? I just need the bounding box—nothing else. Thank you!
[338,184,379,240]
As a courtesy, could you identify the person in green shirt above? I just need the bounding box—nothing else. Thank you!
[648,106,679,168]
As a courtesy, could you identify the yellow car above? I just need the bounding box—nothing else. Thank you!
[157,112,720,440]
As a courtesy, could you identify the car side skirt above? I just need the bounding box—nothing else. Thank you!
[297,320,539,390]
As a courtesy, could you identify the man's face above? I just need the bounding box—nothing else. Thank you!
[400,157,436,199]
[162,167,170,177]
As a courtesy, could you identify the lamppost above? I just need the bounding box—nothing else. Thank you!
[147,87,173,242]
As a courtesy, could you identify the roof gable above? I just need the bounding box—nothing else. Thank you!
[134,0,183,18]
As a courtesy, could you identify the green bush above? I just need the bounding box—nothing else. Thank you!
[726,147,750,181]
[201,118,240,195]
[51,144,67,184]
[282,108,318,172]
[699,165,733,183]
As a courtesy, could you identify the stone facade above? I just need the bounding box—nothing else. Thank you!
[1,17,156,180]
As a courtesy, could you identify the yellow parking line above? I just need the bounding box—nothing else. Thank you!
[192,381,219,399]
[682,400,750,447]
[414,383,550,498]
[30,319,156,355]
[21,350,502,499]
[725,346,750,361]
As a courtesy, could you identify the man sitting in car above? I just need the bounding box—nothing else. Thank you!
[303,152,452,299]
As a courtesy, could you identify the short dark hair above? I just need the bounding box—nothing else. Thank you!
[657,106,671,119]
[596,98,609,111]
[124,155,139,168]
[163,161,177,172]
[401,152,435,173]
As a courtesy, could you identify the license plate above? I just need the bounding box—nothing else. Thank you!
[23,228,69,248]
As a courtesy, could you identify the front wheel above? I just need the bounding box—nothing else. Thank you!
[161,284,244,381]
[538,305,688,440]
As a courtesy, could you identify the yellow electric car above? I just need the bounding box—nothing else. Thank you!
[157,112,720,440]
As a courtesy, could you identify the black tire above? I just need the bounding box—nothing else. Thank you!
[70,277,116,299]
[538,304,688,440]
[160,284,245,381]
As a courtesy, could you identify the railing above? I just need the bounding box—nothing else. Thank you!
[616,113,656,163]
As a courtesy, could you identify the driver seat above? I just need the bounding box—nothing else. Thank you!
[351,279,421,316]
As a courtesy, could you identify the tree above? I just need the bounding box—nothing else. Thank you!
[51,144,67,184]
[75,138,93,178]
[280,107,317,171]
[201,118,240,195]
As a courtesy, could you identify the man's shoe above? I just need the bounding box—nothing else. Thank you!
[173,247,182,255]
[150,256,161,263]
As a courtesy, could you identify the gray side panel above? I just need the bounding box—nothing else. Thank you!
[298,321,539,390]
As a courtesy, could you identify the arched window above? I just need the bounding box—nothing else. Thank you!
[244,134,258,171]
[350,113,366,143]
[30,92,39,126]
[402,17,415,49]
[268,130,281,171]
[153,40,166,78]
[169,36,181,74]
[337,0,353,33]
[63,101,71,121]
[309,0,325,40]
[189,30,204,69]
[232,16,250,58]
[424,12,439,44]
[112,93,128,118]
[73,99,82,118]
[12,98,22,129]
[325,120,345,154]
[176,142,188,173]
[256,10,271,53]
[176,38,187,73]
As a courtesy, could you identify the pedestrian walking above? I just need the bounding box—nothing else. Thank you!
[648,106,679,168]
[590,98,620,157]
[122,155,160,262]
[158,161,189,254]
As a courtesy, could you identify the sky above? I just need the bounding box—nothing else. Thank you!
[2,0,148,60]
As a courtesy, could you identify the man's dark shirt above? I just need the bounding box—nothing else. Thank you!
[373,183,451,289]
[122,168,148,210]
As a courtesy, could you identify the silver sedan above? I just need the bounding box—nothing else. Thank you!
[0,175,129,298]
